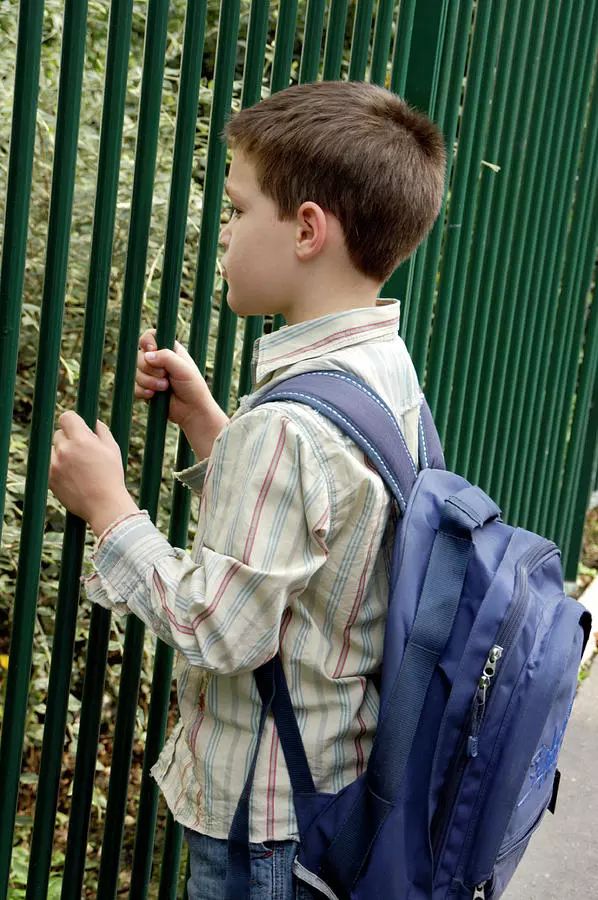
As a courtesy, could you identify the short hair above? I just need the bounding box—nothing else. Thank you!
[223,80,447,283]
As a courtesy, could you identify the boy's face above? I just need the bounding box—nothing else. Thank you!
[219,150,298,319]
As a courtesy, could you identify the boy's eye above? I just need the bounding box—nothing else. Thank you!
[224,201,242,220]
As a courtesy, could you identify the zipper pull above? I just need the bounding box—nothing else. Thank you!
[472,883,486,899]
[467,645,503,758]
[483,644,503,679]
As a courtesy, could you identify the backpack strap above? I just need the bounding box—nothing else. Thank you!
[253,370,444,513]
[419,396,445,470]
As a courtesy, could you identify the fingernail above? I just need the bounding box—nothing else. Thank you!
[145,351,156,361]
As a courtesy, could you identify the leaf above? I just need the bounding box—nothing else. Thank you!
[481,159,501,173]
[20,773,39,785]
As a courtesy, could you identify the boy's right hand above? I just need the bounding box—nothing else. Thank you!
[135,329,214,432]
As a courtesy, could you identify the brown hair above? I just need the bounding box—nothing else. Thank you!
[223,80,446,283]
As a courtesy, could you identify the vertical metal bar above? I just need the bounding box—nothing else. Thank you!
[450,0,549,482]
[157,812,185,899]
[61,3,172,895]
[0,0,45,545]
[504,0,596,526]
[382,0,455,348]
[268,0,299,333]
[322,0,350,81]
[185,0,241,401]
[425,0,507,441]
[560,274,598,575]
[348,0,374,81]
[217,0,310,407]
[270,0,299,94]
[182,856,191,899]
[236,0,301,383]
[495,5,583,522]
[369,0,395,86]
[273,0,327,337]
[543,103,598,539]
[24,2,135,897]
[467,3,564,490]
[389,0,417,96]
[127,2,210,890]
[409,0,474,381]
[299,0,326,83]
[233,0,272,402]
[443,0,529,474]
[0,2,89,895]
[563,345,598,581]
[551,229,598,548]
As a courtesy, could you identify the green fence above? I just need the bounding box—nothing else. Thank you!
[0,0,596,896]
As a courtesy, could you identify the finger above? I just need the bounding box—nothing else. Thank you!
[137,347,166,378]
[58,410,88,438]
[144,348,190,381]
[139,329,158,352]
[49,445,57,476]
[136,370,169,392]
[173,340,195,363]
[134,383,154,400]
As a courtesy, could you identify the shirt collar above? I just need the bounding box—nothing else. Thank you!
[251,299,401,389]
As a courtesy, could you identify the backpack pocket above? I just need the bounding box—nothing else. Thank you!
[461,594,585,897]
[432,552,585,899]
[484,798,549,898]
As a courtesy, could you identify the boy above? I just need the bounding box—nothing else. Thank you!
[49,80,446,898]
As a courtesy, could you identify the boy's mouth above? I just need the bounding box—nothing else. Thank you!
[217,259,228,280]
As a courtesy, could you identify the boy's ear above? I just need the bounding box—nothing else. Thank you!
[294,201,328,260]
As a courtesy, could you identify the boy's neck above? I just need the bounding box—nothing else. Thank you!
[281,287,382,326]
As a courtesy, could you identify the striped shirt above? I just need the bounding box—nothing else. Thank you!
[81,300,422,841]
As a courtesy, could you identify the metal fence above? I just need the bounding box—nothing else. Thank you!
[0,0,596,896]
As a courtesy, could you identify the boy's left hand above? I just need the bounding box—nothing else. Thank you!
[49,411,139,535]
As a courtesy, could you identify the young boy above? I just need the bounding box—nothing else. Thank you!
[49,80,446,898]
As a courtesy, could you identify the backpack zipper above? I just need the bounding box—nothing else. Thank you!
[466,645,503,759]
[472,885,486,899]
[432,646,502,861]
[493,540,557,652]
[432,541,558,869]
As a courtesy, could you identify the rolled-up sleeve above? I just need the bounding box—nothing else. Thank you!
[80,408,331,674]
[172,458,210,495]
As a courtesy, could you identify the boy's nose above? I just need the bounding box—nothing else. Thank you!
[219,224,230,247]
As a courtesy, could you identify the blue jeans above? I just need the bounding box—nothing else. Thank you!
[184,829,316,900]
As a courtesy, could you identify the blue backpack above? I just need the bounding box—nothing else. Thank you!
[225,371,592,900]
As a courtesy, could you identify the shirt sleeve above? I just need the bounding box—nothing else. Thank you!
[80,407,331,674]
[172,458,210,495]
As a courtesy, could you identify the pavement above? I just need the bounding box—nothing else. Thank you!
[504,578,598,899]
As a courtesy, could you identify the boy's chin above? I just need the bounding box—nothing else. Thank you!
[226,289,280,319]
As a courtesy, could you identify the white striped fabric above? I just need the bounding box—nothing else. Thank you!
[81,300,422,841]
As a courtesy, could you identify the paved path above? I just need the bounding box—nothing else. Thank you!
[504,652,597,898]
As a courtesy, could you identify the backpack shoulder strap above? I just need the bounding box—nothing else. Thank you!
[253,370,444,513]
[418,395,445,470]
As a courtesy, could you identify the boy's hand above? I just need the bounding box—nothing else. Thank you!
[135,329,229,459]
[49,412,139,535]
[135,329,212,429]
